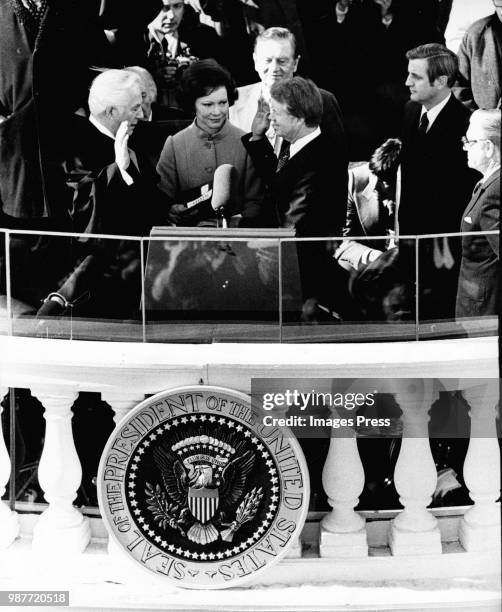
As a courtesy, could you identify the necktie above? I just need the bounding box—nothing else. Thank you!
[161,37,169,58]
[418,113,429,136]
[472,180,483,197]
[276,141,290,172]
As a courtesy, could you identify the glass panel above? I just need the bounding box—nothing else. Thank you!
[144,234,281,343]
[8,230,143,342]
[280,236,417,342]
[417,233,498,340]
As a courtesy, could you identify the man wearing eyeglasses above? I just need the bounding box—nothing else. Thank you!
[456,109,500,318]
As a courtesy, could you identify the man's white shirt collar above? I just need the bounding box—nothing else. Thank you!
[290,127,321,159]
[420,92,451,131]
[149,28,179,54]
[482,164,500,183]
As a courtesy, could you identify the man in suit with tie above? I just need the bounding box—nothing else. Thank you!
[240,76,345,237]
[229,26,347,210]
[401,43,477,235]
[240,76,345,317]
[400,43,478,319]
[456,109,500,318]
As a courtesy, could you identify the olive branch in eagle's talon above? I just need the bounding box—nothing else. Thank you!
[220,486,264,542]
[145,482,187,536]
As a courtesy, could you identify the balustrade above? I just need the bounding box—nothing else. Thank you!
[0,361,499,582]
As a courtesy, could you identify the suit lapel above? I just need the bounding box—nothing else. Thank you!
[463,172,499,218]
[486,19,500,91]
[423,96,458,140]
[403,102,421,142]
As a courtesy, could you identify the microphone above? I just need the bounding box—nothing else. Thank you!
[36,255,93,318]
[211,164,238,217]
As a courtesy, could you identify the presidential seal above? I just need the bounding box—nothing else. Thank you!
[97,386,309,589]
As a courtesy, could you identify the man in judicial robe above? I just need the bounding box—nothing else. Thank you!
[37,69,165,319]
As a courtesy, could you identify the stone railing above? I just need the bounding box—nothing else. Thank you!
[0,335,499,589]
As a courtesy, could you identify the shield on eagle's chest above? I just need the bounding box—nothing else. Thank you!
[188,487,219,523]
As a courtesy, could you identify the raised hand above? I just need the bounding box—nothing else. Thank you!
[250,96,271,141]
[114,120,131,171]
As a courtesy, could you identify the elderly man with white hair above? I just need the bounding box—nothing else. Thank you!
[456,109,500,319]
[67,68,163,236]
[125,65,158,121]
[37,69,164,318]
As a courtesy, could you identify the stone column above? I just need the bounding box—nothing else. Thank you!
[459,381,500,551]
[320,409,367,558]
[0,387,19,548]
[389,380,441,555]
[30,387,90,553]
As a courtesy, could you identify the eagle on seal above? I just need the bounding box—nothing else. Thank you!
[152,438,255,545]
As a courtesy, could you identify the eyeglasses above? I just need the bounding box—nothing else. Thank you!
[462,136,488,150]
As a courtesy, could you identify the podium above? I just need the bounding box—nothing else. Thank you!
[144,227,301,331]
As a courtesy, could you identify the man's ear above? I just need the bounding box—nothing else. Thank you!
[293,54,300,74]
[434,75,448,89]
[485,139,495,158]
[107,105,118,119]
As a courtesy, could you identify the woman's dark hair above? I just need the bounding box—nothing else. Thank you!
[178,59,238,112]
[369,138,402,183]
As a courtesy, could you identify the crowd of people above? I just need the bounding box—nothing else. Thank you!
[1,0,500,514]
[0,0,500,324]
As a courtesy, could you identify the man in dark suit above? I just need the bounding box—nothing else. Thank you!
[114,0,225,117]
[37,69,164,319]
[229,26,347,196]
[456,109,500,318]
[240,76,345,237]
[400,43,478,319]
[0,0,111,225]
[240,76,346,315]
[401,43,477,235]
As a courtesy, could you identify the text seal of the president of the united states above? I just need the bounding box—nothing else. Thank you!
[98,386,309,588]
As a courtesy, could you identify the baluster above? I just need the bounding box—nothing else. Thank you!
[0,387,19,548]
[459,381,500,551]
[101,391,144,555]
[320,408,367,557]
[30,387,90,553]
[389,380,441,555]
[102,391,144,428]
